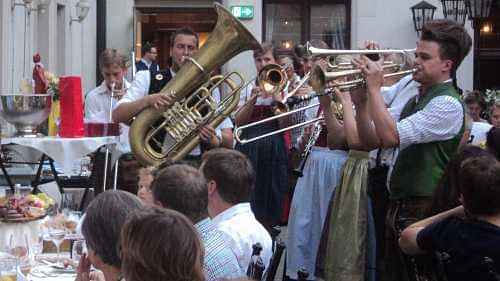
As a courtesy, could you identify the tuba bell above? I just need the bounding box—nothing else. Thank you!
[129,3,261,166]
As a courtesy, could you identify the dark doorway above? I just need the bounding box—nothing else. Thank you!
[135,7,218,70]
[477,1,500,90]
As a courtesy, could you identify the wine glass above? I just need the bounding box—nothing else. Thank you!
[8,234,30,276]
[47,228,66,264]
[0,256,17,281]
[29,231,45,260]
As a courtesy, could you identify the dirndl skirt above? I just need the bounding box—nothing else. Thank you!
[286,147,348,280]
[235,122,288,225]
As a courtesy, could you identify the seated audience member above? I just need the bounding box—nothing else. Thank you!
[399,156,500,281]
[427,145,493,216]
[136,166,155,205]
[490,101,500,128]
[121,207,205,281]
[151,164,243,280]
[486,127,500,160]
[78,190,144,281]
[200,148,272,272]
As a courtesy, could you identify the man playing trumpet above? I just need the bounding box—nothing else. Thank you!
[353,19,472,281]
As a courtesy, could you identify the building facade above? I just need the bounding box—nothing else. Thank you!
[0,0,97,94]
[0,0,485,103]
[105,0,474,91]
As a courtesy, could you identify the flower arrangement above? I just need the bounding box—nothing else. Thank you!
[44,71,60,101]
[484,89,500,107]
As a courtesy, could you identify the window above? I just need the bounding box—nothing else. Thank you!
[264,0,350,50]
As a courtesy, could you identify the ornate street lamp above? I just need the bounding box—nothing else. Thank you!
[441,0,468,25]
[465,0,493,89]
[411,1,437,34]
[465,0,493,22]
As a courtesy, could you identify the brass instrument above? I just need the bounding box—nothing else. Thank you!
[234,64,288,116]
[306,42,416,65]
[283,71,310,101]
[235,66,414,145]
[310,63,416,94]
[235,102,321,144]
[129,3,260,166]
[258,63,287,96]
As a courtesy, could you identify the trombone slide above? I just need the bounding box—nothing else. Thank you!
[234,102,322,144]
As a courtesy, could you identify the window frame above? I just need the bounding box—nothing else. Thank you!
[263,0,351,50]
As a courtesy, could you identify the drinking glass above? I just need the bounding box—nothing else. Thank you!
[0,256,17,281]
[8,234,30,275]
[47,228,66,264]
[60,193,76,212]
[29,231,45,260]
[65,211,82,234]
[71,240,86,264]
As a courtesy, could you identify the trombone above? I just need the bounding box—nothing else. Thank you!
[234,64,288,117]
[234,47,417,145]
[234,101,323,144]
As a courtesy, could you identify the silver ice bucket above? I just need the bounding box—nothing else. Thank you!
[0,93,52,137]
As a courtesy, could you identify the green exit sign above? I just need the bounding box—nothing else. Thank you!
[231,6,254,20]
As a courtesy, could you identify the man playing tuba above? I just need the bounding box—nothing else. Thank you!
[112,27,234,166]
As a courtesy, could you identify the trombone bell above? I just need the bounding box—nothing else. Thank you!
[257,63,287,96]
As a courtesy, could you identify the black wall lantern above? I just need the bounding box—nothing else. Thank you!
[465,0,493,26]
[411,1,437,34]
[441,0,468,25]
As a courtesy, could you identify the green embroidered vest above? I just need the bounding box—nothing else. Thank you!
[389,82,464,200]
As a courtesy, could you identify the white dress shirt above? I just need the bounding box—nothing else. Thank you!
[140,58,159,72]
[85,79,131,153]
[369,75,420,168]
[211,203,272,273]
[396,81,463,151]
[470,121,492,146]
[117,69,233,156]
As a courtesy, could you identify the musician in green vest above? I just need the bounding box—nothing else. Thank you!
[353,19,472,281]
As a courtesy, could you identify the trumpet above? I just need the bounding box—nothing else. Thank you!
[306,41,416,66]
[310,63,416,94]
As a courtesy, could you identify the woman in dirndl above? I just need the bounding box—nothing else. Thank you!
[285,93,348,280]
[234,42,288,230]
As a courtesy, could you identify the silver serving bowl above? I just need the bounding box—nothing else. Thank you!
[0,94,52,137]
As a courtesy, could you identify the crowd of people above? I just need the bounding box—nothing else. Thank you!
[80,17,500,281]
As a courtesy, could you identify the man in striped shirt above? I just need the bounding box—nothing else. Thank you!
[353,19,472,281]
[151,164,243,281]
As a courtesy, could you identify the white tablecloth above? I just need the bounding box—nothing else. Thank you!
[1,137,118,175]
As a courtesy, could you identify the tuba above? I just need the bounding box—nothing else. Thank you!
[129,3,260,166]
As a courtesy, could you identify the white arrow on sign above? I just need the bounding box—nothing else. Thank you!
[241,7,252,17]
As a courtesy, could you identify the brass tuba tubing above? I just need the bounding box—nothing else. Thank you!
[129,3,261,166]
